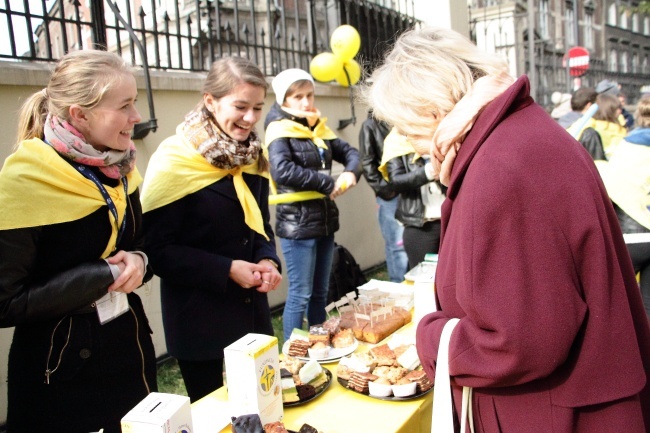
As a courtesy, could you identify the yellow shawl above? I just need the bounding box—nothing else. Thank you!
[378,128,421,181]
[0,138,142,258]
[140,133,270,240]
[263,116,338,204]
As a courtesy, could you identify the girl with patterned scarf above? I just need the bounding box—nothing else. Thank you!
[0,50,156,433]
[141,57,282,402]
[360,27,650,432]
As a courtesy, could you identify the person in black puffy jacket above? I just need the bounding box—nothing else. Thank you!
[264,68,361,341]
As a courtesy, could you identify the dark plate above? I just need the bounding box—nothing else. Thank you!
[337,376,433,401]
[283,368,332,407]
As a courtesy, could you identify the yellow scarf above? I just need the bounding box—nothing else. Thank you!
[0,138,142,258]
[264,117,337,151]
[140,133,270,240]
[378,128,420,181]
[263,114,337,204]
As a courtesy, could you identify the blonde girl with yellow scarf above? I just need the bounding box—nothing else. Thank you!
[0,50,156,433]
[141,57,282,402]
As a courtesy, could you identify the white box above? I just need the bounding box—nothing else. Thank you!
[224,333,283,426]
[121,392,193,433]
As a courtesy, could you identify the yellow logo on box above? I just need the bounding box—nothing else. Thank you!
[259,363,276,394]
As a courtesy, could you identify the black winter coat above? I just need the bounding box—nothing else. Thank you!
[143,170,279,360]
[358,115,398,200]
[264,102,362,239]
[0,161,156,433]
[386,154,446,228]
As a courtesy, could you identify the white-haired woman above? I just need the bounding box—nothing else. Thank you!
[361,26,650,432]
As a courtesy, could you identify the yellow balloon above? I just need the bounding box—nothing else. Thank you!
[330,25,361,62]
[335,59,361,87]
[310,52,343,82]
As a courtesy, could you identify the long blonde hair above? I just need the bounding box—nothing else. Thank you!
[15,50,133,148]
[358,26,510,140]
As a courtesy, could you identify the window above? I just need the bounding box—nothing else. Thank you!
[584,9,594,49]
[539,0,550,40]
[608,3,617,26]
[645,17,650,35]
[609,48,618,71]
[620,11,628,29]
[620,51,628,73]
[633,13,639,32]
[632,53,639,73]
[644,55,649,74]
[566,6,575,46]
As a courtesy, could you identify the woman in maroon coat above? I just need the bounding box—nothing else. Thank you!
[362,27,650,432]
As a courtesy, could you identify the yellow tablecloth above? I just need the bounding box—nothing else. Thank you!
[191,321,433,433]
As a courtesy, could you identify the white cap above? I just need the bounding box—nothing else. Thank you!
[272,68,314,105]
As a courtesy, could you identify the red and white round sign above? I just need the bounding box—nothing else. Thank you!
[564,46,590,77]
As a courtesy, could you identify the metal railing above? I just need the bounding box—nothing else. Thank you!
[0,0,417,76]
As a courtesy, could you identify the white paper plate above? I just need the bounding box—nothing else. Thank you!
[282,338,358,363]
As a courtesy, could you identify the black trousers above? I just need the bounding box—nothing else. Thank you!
[177,357,224,402]
[403,220,441,270]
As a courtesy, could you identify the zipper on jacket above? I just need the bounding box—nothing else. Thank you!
[44,316,73,384]
[129,305,151,394]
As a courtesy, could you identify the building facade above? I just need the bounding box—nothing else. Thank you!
[468,0,650,107]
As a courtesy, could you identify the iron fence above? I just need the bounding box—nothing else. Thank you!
[0,0,417,76]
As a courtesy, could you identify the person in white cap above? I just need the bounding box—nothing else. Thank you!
[264,68,362,341]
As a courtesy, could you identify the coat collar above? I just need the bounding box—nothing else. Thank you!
[446,76,534,199]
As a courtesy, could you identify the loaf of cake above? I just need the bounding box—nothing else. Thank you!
[339,306,411,344]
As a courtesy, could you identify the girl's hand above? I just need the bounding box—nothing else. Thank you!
[330,171,357,199]
[106,251,145,293]
[230,260,277,289]
[255,260,282,293]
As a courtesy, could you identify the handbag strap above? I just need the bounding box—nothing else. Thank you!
[431,318,474,433]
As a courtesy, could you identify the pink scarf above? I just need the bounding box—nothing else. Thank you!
[43,114,136,179]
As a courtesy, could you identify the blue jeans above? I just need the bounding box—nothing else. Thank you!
[377,196,408,282]
[281,235,335,341]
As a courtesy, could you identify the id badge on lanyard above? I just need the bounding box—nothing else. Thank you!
[74,164,130,325]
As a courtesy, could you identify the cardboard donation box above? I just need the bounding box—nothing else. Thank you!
[224,333,283,425]
[121,392,193,433]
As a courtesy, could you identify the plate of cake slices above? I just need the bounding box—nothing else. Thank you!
[335,342,433,401]
[281,318,359,363]
[280,357,332,407]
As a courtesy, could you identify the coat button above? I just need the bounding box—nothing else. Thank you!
[241,238,249,245]
[244,297,252,304]
[79,349,92,359]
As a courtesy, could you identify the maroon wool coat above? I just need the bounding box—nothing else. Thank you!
[416,76,650,432]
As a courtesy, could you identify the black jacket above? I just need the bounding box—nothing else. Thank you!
[386,154,446,228]
[143,170,279,360]
[578,127,606,160]
[264,102,362,239]
[0,161,156,433]
[358,115,398,201]
[0,171,152,326]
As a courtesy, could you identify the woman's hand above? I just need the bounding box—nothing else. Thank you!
[330,171,357,199]
[256,259,283,293]
[106,251,145,293]
[230,260,280,291]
